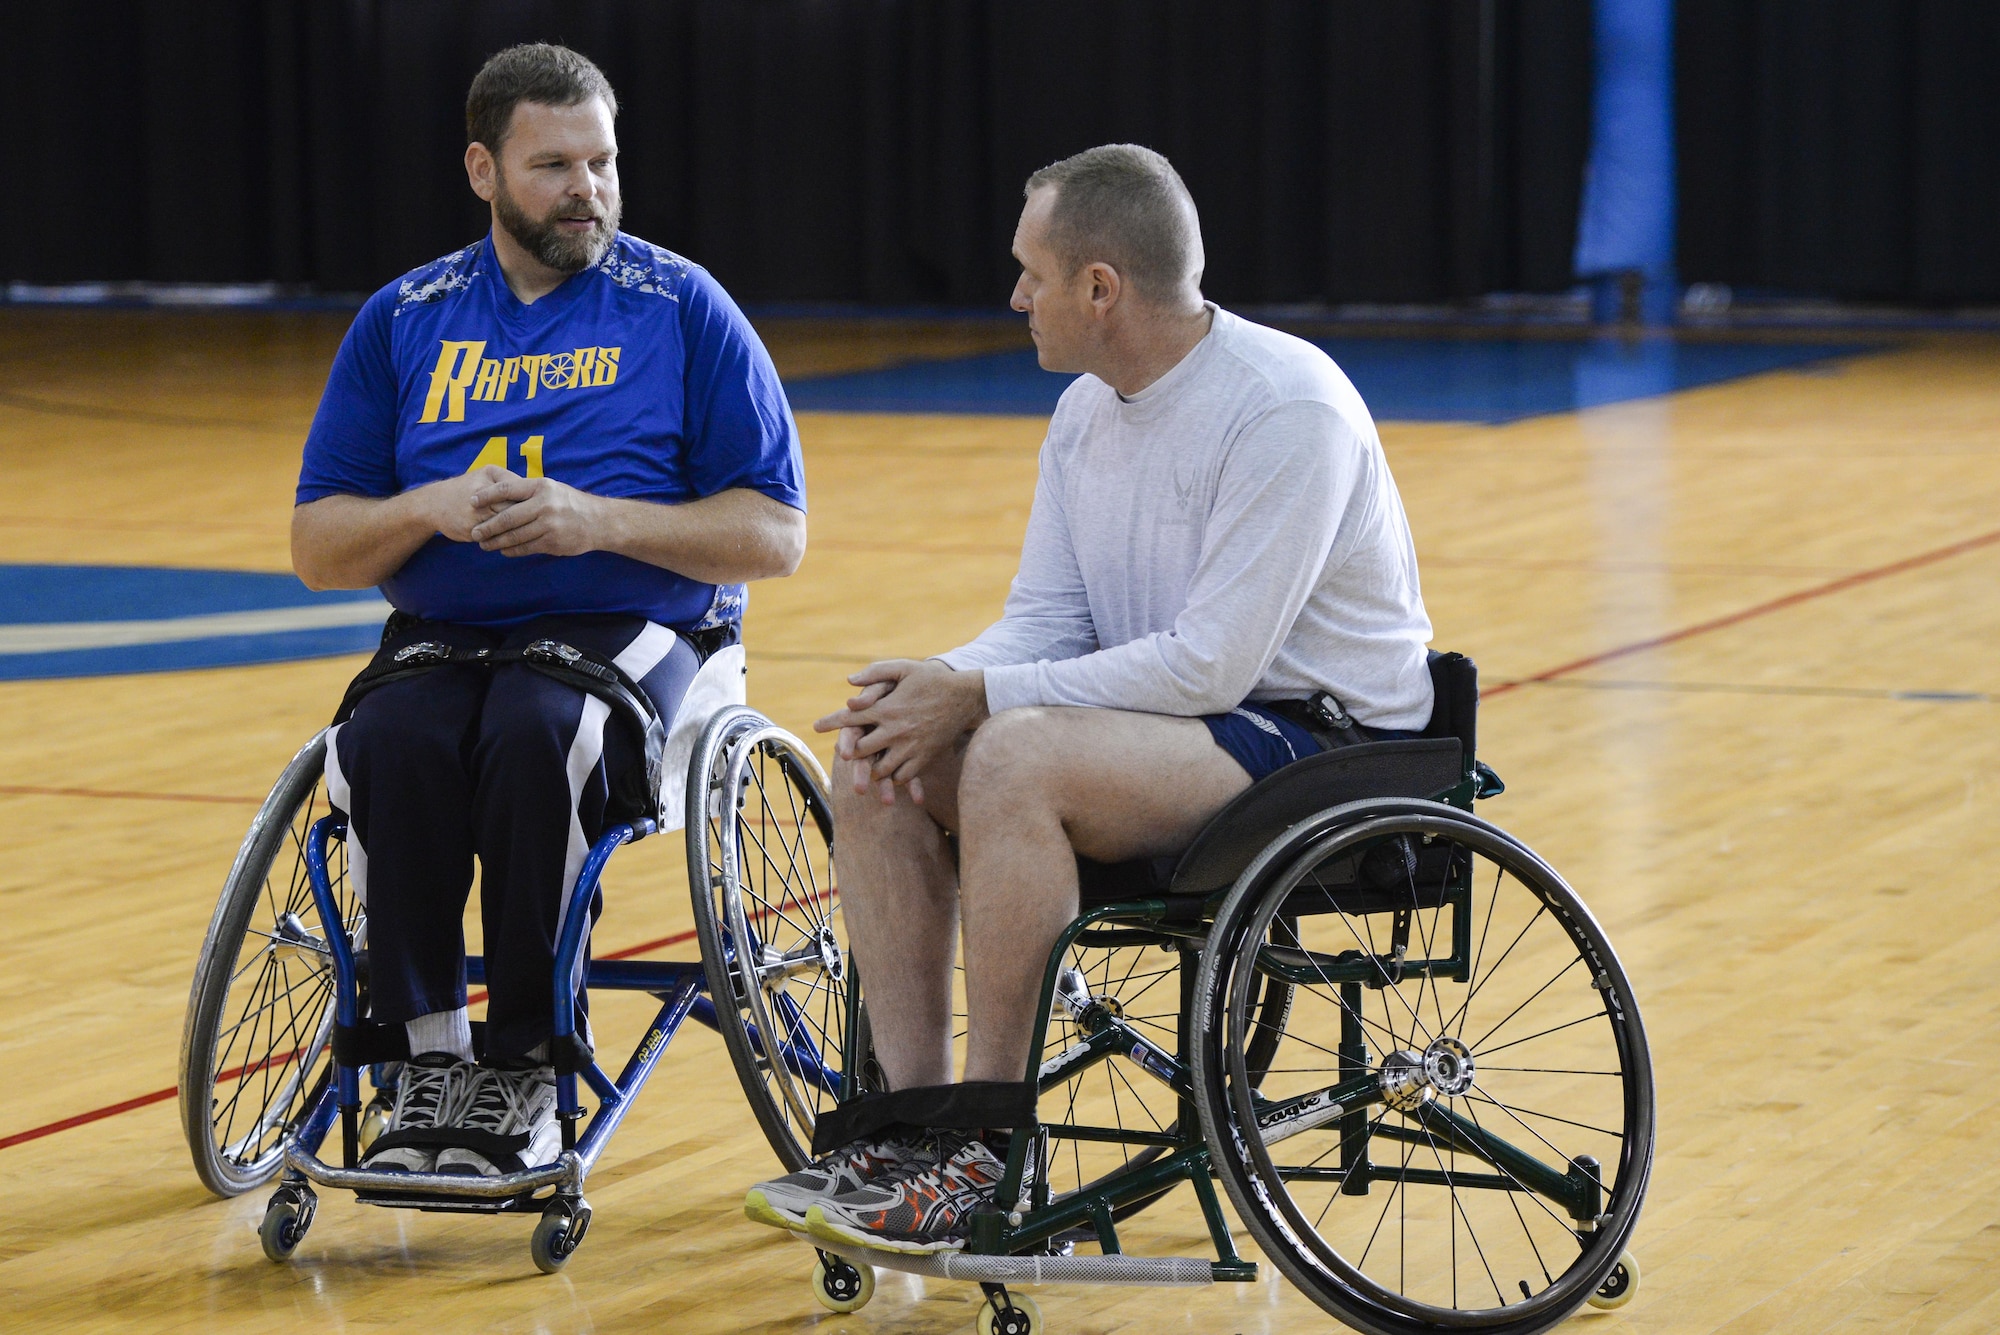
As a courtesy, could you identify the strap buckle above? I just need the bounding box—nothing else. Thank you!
[391,641,456,666]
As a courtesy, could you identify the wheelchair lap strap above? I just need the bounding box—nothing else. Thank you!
[362,1126,531,1172]
[330,636,669,822]
[810,1081,1039,1157]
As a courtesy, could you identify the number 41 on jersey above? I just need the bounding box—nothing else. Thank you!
[465,435,544,478]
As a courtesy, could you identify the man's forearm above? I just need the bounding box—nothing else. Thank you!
[292,491,442,591]
[295,478,805,592]
[593,488,805,585]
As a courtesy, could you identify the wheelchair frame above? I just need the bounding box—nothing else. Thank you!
[807,777,1486,1297]
[199,708,856,1273]
[274,815,706,1197]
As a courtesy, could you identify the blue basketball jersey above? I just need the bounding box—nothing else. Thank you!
[297,232,805,629]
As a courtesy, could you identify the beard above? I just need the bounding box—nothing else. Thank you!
[493,170,621,273]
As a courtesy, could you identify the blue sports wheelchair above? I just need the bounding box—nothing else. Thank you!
[179,670,854,1273]
[181,649,1653,1335]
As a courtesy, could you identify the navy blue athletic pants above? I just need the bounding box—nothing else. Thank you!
[326,614,700,1061]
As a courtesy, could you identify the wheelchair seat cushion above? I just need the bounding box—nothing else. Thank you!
[1076,738,1464,905]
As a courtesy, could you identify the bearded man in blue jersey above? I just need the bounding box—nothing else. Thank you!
[292,44,805,1178]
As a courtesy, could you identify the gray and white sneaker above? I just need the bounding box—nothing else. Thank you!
[744,1137,927,1230]
[359,1052,464,1173]
[436,1064,560,1177]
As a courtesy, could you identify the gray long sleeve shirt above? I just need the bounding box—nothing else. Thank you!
[938,306,1435,731]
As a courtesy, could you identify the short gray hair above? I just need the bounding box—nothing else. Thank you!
[1025,144,1204,302]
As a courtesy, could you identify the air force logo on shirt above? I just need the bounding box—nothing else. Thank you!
[419,339,624,423]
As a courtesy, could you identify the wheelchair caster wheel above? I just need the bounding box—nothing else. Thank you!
[356,1096,392,1154]
[259,1185,317,1262]
[811,1253,875,1313]
[1588,1250,1640,1310]
[975,1291,1043,1335]
[531,1198,592,1274]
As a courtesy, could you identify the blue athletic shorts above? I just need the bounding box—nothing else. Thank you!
[1201,703,1423,782]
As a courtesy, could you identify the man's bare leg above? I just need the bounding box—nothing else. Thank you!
[954,707,1251,1084]
[829,745,967,1091]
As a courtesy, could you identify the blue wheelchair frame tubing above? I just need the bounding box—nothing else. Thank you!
[292,811,842,1179]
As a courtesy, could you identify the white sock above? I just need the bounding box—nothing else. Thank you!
[406,1007,473,1063]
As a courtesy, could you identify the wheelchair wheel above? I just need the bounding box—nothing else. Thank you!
[1032,938,1187,1216]
[179,731,360,1197]
[1193,799,1654,1335]
[1007,927,1292,1225]
[689,707,856,1170]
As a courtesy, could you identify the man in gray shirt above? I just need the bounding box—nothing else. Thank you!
[745,144,1434,1254]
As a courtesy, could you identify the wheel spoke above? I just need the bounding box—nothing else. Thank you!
[1472,1011,1610,1060]
[1458,1092,1571,1267]
[1465,954,1586,1055]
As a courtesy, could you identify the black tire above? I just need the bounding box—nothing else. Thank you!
[1193,799,1654,1335]
[258,1187,315,1262]
[688,708,856,1170]
[531,1199,591,1274]
[179,732,359,1197]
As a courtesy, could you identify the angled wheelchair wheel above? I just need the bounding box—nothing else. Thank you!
[689,707,857,1170]
[1193,799,1654,1335]
[1032,938,1188,1216]
[1009,927,1292,1225]
[179,732,360,1197]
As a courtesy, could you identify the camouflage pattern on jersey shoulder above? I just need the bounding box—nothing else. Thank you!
[591,234,692,301]
[393,243,486,315]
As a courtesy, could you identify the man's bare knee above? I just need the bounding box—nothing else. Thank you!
[827,755,882,824]
[960,708,1063,803]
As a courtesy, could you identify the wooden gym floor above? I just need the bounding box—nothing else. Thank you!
[1,309,1996,1333]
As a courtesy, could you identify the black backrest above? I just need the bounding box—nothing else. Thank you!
[1076,652,1481,906]
[1423,650,1479,778]
[1162,738,1463,898]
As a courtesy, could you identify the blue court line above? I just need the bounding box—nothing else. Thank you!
[782,336,1878,423]
[0,565,381,624]
[0,625,387,681]
[0,565,385,681]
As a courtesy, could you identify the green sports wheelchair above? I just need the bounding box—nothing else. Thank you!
[742,651,1653,1335]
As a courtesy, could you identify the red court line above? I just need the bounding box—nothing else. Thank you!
[1483,525,2000,699]
[9,528,1992,1150]
[0,1089,181,1149]
[0,926,704,1153]
[0,784,260,805]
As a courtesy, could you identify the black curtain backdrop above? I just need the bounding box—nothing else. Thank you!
[1678,0,2000,303]
[18,3,1991,307]
[3,0,1592,306]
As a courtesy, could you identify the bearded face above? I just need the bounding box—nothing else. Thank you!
[492,161,621,273]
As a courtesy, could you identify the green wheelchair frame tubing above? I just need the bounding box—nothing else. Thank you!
[968,897,1257,1280]
[934,769,1606,1274]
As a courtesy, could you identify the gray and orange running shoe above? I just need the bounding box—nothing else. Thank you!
[744,1137,928,1230]
[803,1131,1013,1254]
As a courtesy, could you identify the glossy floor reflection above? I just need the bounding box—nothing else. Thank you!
[2,310,1997,1333]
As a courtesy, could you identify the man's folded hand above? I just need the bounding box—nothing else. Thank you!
[814,660,988,801]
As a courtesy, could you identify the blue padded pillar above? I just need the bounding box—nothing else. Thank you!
[1574,0,1677,324]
